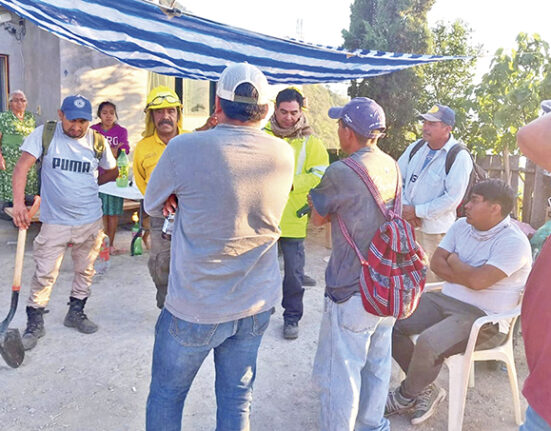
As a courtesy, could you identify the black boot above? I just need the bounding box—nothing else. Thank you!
[22,306,46,351]
[63,297,98,334]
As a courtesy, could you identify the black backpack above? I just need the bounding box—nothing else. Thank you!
[408,139,487,217]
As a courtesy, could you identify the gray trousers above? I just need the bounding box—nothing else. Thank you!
[147,216,171,309]
[392,291,506,398]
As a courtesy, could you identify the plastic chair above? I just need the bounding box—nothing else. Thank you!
[400,283,523,430]
[445,303,522,431]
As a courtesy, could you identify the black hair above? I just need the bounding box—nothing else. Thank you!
[97,101,118,119]
[219,83,268,122]
[472,179,515,217]
[275,88,304,108]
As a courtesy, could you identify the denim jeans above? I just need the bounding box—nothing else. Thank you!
[279,237,305,323]
[312,295,395,431]
[146,308,272,431]
[521,406,551,431]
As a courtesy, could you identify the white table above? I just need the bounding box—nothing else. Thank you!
[98,182,143,200]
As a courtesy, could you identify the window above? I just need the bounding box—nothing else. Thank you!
[0,54,8,111]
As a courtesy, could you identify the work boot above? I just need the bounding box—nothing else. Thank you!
[63,297,98,334]
[21,306,46,351]
[283,321,299,340]
[302,274,317,286]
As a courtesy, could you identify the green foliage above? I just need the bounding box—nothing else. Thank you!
[343,0,436,158]
[302,84,348,149]
[473,33,551,155]
[417,20,481,150]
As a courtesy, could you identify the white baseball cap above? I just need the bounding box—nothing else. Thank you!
[216,62,270,105]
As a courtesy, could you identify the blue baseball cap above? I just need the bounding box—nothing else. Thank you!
[60,95,92,121]
[419,104,455,127]
[328,97,386,138]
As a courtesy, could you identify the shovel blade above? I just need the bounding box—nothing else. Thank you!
[0,328,25,368]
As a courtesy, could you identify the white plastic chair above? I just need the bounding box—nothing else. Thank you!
[445,303,522,431]
[401,283,523,430]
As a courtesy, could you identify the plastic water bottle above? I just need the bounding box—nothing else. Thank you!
[130,211,143,256]
[161,213,175,241]
[116,150,129,187]
[95,236,110,275]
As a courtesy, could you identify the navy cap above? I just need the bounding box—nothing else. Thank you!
[60,95,92,121]
[541,100,551,114]
[328,97,386,138]
[419,104,455,127]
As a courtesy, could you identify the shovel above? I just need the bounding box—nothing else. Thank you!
[0,196,41,368]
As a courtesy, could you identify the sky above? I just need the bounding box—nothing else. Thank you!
[180,0,551,82]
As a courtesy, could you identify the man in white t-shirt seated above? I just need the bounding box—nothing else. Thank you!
[385,178,532,426]
[12,95,117,351]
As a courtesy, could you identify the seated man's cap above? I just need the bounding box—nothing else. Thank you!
[328,97,386,138]
[216,63,270,105]
[419,104,455,127]
[61,95,92,121]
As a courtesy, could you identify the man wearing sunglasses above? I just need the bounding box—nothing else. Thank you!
[134,86,189,309]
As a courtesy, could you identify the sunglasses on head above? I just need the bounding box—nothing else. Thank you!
[146,94,180,109]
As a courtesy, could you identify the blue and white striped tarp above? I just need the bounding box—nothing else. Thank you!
[0,0,466,84]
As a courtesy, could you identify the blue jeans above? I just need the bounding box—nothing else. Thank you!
[279,237,305,323]
[312,295,395,431]
[521,406,551,431]
[146,308,272,431]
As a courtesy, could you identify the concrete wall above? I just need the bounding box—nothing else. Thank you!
[59,40,148,149]
[0,9,60,123]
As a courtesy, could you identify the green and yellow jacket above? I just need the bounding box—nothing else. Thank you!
[265,122,329,238]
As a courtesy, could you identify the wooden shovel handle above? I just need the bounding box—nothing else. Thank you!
[12,196,41,291]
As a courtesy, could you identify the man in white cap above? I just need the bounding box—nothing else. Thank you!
[12,95,117,351]
[144,63,294,431]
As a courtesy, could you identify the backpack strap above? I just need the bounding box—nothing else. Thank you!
[92,131,105,161]
[335,157,402,264]
[408,139,426,162]
[41,120,57,157]
[445,143,468,174]
[342,157,402,219]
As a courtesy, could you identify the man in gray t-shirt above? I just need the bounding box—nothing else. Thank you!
[144,63,294,431]
[12,95,117,351]
[309,97,399,431]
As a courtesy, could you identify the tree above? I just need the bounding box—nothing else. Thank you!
[417,20,481,146]
[473,33,551,182]
[343,0,436,158]
[302,84,348,150]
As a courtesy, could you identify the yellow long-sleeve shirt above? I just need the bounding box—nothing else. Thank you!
[133,129,188,194]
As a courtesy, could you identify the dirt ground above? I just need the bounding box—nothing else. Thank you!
[0,219,528,431]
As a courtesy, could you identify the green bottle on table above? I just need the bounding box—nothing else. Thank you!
[116,150,129,187]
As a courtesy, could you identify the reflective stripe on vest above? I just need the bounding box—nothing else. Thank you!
[295,136,310,176]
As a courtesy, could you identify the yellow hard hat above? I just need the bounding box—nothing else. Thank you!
[145,86,181,111]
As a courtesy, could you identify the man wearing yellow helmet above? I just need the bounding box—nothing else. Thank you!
[134,86,188,309]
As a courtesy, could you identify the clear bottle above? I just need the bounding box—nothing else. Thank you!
[161,213,175,241]
[116,150,129,187]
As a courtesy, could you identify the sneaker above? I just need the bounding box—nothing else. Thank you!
[410,384,447,425]
[385,387,416,417]
[283,321,299,340]
[302,274,317,286]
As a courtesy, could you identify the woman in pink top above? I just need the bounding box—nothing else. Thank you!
[91,101,130,255]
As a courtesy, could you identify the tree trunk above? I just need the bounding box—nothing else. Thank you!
[503,146,511,184]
